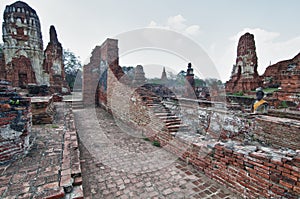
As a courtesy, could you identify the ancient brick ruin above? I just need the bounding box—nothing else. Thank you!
[0,1,299,198]
[0,1,69,94]
[43,26,69,94]
[83,39,123,107]
[264,53,300,101]
[226,33,262,93]
[226,32,300,105]
[82,39,300,198]
[0,82,32,164]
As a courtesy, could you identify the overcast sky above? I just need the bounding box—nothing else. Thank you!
[1,0,300,81]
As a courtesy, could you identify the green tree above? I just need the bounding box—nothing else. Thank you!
[63,49,82,91]
[0,43,3,54]
[194,77,206,87]
[205,78,223,87]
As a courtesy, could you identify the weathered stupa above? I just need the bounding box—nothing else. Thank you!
[226,33,262,93]
[132,65,146,85]
[161,67,167,82]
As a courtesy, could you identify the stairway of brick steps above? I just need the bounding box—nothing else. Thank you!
[136,87,189,134]
[70,100,84,109]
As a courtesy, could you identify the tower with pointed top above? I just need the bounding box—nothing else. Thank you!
[161,67,167,82]
[185,63,195,98]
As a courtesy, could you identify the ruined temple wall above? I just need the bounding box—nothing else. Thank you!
[0,94,32,164]
[175,141,300,198]
[263,53,300,93]
[106,67,164,134]
[83,47,101,105]
[83,39,119,106]
[254,116,300,150]
[105,82,300,197]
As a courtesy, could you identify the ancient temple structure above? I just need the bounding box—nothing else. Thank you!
[185,63,195,98]
[43,26,69,93]
[226,33,262,93]
[161,67,167,82]
[0,1,69,93]
[263,52,300,93]
[132,65,146,86]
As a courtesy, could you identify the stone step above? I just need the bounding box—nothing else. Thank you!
[167,124,189,130]
[155,113,174,117]
[71,101,84,109]
[162,118,181,123]
[165,121,182,126]
[158,115,179,120]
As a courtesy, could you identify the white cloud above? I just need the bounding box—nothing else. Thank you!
[167,14,186,30]
[148,14,201,36]
[148,20,157,27]
[185,25,201,35]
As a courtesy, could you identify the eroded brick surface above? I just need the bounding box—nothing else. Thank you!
[0,121,64,198]
[74,107,239,198]
[0,102,82,198]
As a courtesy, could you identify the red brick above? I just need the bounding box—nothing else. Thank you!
[279,180,293,189]
[283,163,300,173]
[263,161,276,168]
[293,186,300,194]
[282,172,298,182]
[277,166,291,174]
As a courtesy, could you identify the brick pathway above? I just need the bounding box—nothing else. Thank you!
[0,102,83,199]
[74,106,240,199]
[0,103,66,198]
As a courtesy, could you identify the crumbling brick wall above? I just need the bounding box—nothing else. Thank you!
[83,39,123,107]
[254,115,300,150]
[0,92,32,164]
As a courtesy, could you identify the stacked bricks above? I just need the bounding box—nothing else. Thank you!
[155,137,300,198]
[254,115,300,150]
[0,90,32,164]
[60,103,83,198]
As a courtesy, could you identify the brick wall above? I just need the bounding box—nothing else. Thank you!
[254,116,300,150]
[83,39,119,107]
[0,92,32,164]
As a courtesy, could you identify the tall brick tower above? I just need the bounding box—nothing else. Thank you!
[2,1,47,86]
[226,33,262,93]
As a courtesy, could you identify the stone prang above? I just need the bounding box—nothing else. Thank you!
[0,1,69,93]
[226,33,262,93]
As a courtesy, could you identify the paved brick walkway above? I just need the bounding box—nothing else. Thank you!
[0,102,83,199]
[0,103,66,199]
[74,106,240,199]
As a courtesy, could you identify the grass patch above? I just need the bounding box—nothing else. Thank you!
[263,87,279,93]
[152,140,161,147]
[232,91,244,96]
[143,137,150,141]
[51,124,59,128]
